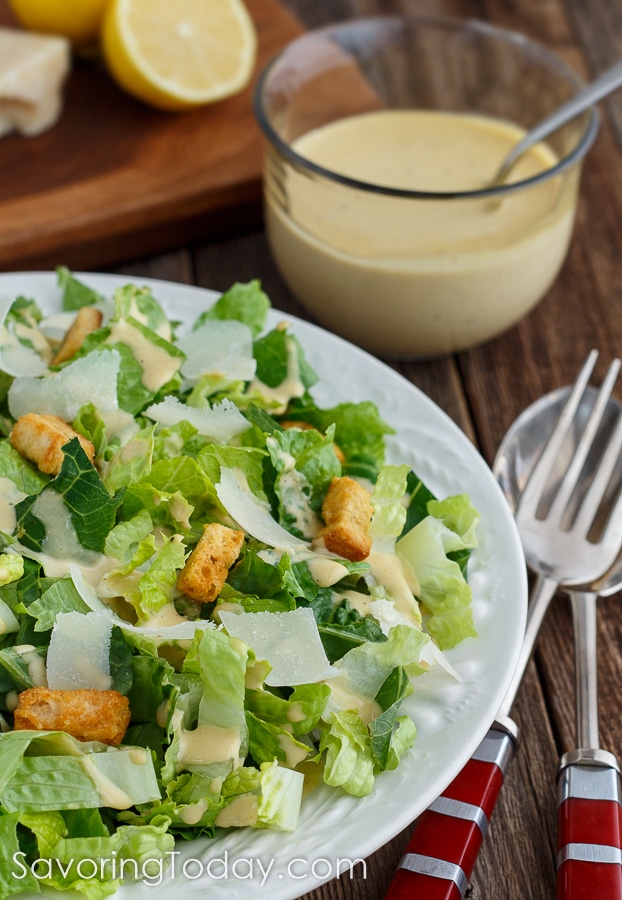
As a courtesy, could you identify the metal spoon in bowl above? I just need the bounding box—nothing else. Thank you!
[491,59,622,186]
[495,383,622,898]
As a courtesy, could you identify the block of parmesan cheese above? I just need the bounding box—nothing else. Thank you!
[0,28,70,138]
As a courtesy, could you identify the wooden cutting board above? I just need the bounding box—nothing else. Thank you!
[0,0,303,271]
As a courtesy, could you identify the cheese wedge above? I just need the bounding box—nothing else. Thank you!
[0,27,70,137]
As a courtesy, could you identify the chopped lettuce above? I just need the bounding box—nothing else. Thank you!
[0,273,481,899]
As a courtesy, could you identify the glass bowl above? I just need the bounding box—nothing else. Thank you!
[254,16,598,359]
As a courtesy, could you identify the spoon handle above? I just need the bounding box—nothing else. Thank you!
[556,750,622,899]
[556,590,622,899]
[495,59,622,184]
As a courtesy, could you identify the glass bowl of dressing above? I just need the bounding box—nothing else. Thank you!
[254,16,598,359]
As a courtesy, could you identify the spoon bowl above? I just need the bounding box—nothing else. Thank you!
[495,383,622,588]
[492,59,622,186]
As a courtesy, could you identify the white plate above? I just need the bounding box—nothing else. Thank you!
[2,272,527,900]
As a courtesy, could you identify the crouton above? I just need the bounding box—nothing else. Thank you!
[13,686,130,746]
[281,419,345,464]
[315,476,372,561]
[10,413,96,475]
[176,522,245,604]
[51,306,103,366]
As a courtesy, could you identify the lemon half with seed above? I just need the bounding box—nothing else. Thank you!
[102,0,257,111]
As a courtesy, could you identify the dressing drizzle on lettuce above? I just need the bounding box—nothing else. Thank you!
[0,270,479,899]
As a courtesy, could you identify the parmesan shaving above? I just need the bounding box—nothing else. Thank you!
[219,607,338,686]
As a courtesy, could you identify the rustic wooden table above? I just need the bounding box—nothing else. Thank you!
[6,0,622,897]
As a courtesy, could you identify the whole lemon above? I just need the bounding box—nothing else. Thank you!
[9,0,109,48]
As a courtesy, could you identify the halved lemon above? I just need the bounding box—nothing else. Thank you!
[8,0,108,48]
[101,0,257,111]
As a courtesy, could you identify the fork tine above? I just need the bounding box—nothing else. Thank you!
[546,356,622,523]
[572,410,622,536]
[599,478,622,550]
[518,350,599,518]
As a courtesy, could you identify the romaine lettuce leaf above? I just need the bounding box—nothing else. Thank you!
[397,516,477,649]
[193,280,270,338]
[320,709,375,797]
[57,266,105,311]
[14,438,122,555]
[283,398,394,481]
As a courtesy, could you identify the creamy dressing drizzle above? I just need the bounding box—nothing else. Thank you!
[178,798,208,825]
[107,319,180,392]
[178,724,241,767]
[143,603,188,629]
[277,733,309,767]
[247,332,305,413]
[80,756,134,810]
[128,296,172,341]
[277,466,321,539]
[367,550,421,627]
[306,557,349,587]
[100,409,140,444]
[30,490,101,568]
[336,588,372,617]
[214,793,259,828]
[14,643,48,687]
[326,677,382,725]
[0,476,27,534]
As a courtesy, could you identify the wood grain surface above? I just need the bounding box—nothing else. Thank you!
[6,0,622,897]
[0,0,302,271]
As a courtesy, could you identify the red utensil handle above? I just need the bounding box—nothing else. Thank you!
[384,725,516,899]
[557,751,622,900]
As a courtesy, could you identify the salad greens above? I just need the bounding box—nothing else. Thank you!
[0,269,479,899]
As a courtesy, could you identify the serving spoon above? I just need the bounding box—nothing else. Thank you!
[384,354,622,900]
[495,382,622,898]
[491,59,622,186]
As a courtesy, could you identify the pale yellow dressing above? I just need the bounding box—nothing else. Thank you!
[266,109,577,356]
[80,757,134,810]
[178,724,241,767]
[214,793,259,828]
[107,319,180,392]
[0,476,27,534]
[368,550,422,627]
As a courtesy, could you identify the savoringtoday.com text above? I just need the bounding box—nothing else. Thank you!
[11,850,368,888]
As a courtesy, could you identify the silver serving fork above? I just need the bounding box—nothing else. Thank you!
[385,350,622,900]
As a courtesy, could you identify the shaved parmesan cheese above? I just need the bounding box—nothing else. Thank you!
[418,639,462,682]
[178,320,256,383]
[219,607,338,686]
[0,28,70,138]
[0,294,50,377]
[144,396,250,440]
[216,467,308,550]
[70,564,215,641]
[46,611,112,691]
[8,348,120,421]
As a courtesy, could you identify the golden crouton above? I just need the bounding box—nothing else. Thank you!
[13,687,130,746]
[51,306,103,366]
[281,420,345,464]
[315,476,372,562]
[177,522,244,604]
[10,413,96,475]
